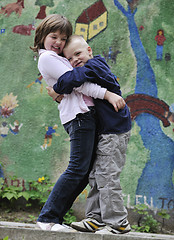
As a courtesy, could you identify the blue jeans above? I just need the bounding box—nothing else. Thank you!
[156,45,163,60]
[37,108,96,224]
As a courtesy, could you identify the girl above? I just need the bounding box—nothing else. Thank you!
[31,14,123,232]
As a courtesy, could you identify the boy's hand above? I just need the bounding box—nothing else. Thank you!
[104,90,125,112]
[46,86,64,103]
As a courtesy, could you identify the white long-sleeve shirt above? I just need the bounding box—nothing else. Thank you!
[38,49,106,124]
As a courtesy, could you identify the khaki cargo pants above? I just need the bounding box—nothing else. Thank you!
[85,131,131,228]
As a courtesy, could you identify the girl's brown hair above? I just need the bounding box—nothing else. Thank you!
[31,14,73,52]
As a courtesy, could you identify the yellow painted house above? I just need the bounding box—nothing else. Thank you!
[75,0,108,41]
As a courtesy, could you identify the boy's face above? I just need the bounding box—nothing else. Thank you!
[44,30,67,55]
[63,40,92,68]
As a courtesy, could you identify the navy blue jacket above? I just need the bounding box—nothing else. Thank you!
[53,55,131,134]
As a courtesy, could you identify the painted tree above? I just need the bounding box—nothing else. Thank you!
[35,0,54,19]
[113,0,174,209]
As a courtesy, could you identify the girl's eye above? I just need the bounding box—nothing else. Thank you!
[76,52,80,56]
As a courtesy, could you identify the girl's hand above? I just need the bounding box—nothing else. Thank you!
[104,90,125,112]
[46,86,64,103]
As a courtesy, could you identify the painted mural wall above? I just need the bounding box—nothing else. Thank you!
[0,0,173,211]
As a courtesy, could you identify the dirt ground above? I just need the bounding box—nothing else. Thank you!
[0,208,39,224]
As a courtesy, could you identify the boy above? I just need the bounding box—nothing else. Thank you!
[47,35,131,234]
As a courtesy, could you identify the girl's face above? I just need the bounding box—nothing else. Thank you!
[44,30,67,55]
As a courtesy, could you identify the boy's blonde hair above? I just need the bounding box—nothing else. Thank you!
[31,14,72,52]
[64,35,89,49]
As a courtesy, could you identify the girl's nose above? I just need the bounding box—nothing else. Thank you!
[56,38,61,44]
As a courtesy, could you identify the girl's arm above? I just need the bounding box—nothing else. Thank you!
[104,90,125,112]
[38,51,72,86]
[75,82,106,100]
[75,82,125,111]
[47,83,125,112]
[46,82,106,101]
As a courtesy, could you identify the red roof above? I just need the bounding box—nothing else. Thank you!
[76,0,107,24]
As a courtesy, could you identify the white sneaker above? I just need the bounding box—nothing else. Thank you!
[37,222,54,231]
[37,222,76,232]
[51,223,77,232]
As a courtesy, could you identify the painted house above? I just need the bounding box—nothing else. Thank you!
[75,0,108,41]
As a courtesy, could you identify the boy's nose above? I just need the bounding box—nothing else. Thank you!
[71,58,77,67]
[72,57,77,64]
[73,56,78,62]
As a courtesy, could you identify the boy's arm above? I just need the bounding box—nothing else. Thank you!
[53,59,103,94]
[53,58,119,94]
[53,68,87,94]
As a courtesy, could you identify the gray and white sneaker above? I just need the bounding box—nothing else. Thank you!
[71,218,106,232]
[95,221,131,234]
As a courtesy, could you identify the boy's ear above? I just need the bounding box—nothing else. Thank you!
[88,46,93,56]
